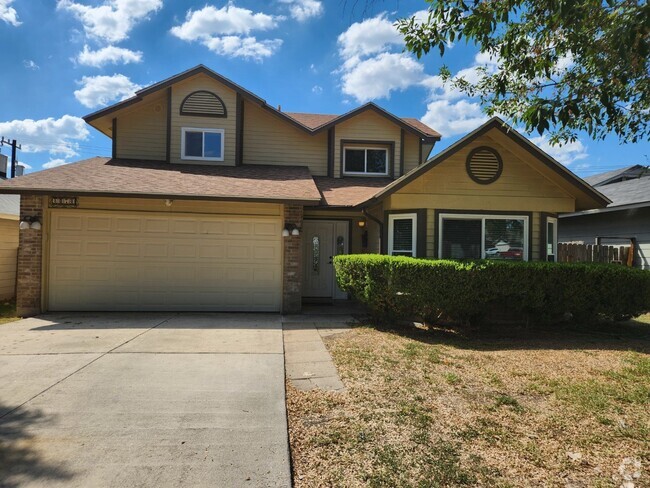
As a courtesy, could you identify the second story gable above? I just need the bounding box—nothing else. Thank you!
[83,65,440,180]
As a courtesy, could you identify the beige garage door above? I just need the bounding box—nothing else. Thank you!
[48,210,282,311]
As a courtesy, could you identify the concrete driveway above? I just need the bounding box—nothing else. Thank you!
[0,313,290,487]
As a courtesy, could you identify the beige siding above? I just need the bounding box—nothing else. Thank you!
[335,111,402,178]
[116,94,167,161]
[170,74,238,165]
[403,132,421,174]
[243,102,328,175]
[387,128,577,261]
[0,218,18,300]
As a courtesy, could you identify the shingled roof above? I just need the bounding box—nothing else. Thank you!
[0,158,323,205]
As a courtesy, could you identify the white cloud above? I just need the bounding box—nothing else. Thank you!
[312,85,323,94]
[0,0,20,26]
[43,158,71,169]
[203,36,282,60]
[529,134,589,166]
[337,13,402,62]
[0,115,89,158]
[77,44,143,67]
[421,99,489,137]
[280,0,323,22]
[341,52,427,102]
[23,60,39,70]
[74,74,141,108]
[57,0,162,43]
[171,4,282,60]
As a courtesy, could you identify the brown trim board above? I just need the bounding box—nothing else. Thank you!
[399,129,405,177]
[327,127,335,177]
[235,93,244,166]
[165,87,172,163]
[111,118,117,159]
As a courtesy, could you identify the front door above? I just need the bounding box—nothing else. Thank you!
[302,220,349,299]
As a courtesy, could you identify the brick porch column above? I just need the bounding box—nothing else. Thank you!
[16,195,43,316]
[282,204,303,314]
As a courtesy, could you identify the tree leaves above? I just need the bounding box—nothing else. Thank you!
[395,0,650,144]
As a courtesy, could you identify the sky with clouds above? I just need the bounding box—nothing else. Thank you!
[0,0,646,174]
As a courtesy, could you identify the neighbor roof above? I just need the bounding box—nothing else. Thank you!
[359,117,611,210]
[583,164,648,187]
[591,176,650,207]
[0,158,322,205]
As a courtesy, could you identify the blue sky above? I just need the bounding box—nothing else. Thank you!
[0,0,647,176]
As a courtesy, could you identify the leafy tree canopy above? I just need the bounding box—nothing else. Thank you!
[397,0,650,144]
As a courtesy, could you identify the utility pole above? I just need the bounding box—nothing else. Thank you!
[0,137,21,178]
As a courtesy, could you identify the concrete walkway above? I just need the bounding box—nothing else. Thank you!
[282,315,351,392]
[0,313,290,488]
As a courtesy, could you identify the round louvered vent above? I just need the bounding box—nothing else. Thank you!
[466,147,503,184]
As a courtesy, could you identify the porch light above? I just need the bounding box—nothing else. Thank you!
[358,220,366,228]
[283,223,300,237]
[19,216,42,230]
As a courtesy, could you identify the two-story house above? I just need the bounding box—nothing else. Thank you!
[0,65,609,315]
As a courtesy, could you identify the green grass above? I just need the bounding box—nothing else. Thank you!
[0,301,18,325]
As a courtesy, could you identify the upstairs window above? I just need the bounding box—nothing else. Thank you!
[181,128,224,161]
[343,146,388,175]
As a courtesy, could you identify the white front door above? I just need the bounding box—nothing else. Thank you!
[302,220,349,299]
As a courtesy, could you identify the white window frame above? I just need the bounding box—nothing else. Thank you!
[546,216,558,262]
[181,127,225,162]
[438,213,529,261]
[388,213,417,257]
[343,146,389,176]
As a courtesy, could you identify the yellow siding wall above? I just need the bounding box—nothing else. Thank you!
[116,94,167,160]
[170,74,238,165]
[243,102,328,175]
[0,219,18,300]
[335,111,402,178]
[388,129,576,260]
[403,132,421,174]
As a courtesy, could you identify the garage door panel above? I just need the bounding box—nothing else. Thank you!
[48,210,282,312]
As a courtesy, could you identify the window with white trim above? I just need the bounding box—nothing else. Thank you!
[343,146,388,175]
[388,213,417,257]
[181,128,224,161]
[546,217,558,262]
[439,213,529,261]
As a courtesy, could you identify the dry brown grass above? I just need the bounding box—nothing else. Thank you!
[287,315,650,487]
[0,301,18,325]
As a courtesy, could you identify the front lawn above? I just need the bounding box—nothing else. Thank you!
[0,301,19,325]
[287,316,649,487]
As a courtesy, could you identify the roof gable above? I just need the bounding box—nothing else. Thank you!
[362,117,610,210]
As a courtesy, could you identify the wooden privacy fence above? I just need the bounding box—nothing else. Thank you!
[558,242,633,266]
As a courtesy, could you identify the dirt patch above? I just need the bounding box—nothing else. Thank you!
[287,316,650,487]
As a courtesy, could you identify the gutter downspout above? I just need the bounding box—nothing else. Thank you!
[362,206,384,254]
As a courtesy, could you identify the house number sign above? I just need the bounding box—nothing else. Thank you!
[49,196,79,208]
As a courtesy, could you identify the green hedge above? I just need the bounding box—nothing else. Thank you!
[334,255,650,325]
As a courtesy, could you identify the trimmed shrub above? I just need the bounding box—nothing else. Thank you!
[334,255,650,325]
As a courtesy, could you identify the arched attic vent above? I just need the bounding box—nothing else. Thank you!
[180,90,227,118]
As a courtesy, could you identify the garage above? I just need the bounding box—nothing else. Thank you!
[47,210,282,312]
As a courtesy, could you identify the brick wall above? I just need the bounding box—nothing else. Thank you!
[16,195,43,316]
[282,204,303,314]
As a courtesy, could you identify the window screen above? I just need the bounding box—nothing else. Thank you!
[391,217,414,256]
[184,131,203,157]
[441,219,482,259]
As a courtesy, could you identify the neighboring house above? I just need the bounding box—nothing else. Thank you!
[0,65,609,316]
[0,194,19,301]
[559,165,650,269]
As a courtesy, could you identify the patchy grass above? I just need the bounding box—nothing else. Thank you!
[287,314,650,487]
[0,301,19,325]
